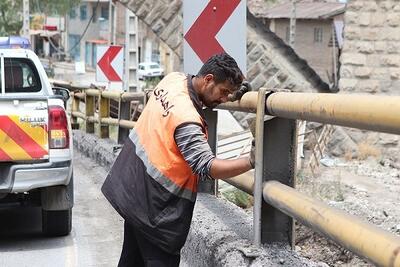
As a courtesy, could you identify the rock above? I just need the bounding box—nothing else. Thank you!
[378,133,399,147]
[383,210,389,217]
[327,127,358,158]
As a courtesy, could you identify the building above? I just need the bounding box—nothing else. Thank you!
[66,1,178,90]
[67,0,110,67]
[251,1,346,84]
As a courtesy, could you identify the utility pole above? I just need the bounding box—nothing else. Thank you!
[22,0,30,39]
[289,0,296,47]
[108,0,113,45]
[124,9,139,92]
[108,0,116,45]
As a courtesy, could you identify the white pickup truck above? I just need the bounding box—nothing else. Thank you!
[0,37,73,236]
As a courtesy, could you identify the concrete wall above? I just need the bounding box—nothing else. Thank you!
[339,0,400,94]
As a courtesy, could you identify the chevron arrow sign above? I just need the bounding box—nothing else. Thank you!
[183,0,246,75]
[96,45,123,82]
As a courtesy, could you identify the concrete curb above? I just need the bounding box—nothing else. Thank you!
[72,130,321,267]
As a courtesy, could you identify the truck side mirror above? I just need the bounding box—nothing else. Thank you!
[52,87,70,107]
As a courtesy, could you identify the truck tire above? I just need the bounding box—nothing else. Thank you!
[42,208,72,236]
[41,175,73,236]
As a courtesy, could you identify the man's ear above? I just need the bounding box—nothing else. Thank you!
[204,74,214,83]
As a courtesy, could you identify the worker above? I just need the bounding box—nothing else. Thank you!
[101,53,255,267]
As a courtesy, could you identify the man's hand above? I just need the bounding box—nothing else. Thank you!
[228,81,251,102]
[249,139,255,169]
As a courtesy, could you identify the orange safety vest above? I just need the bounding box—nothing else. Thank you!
[133,72,207,201]
[102,72,208,254]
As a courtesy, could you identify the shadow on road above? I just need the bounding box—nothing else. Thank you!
[0,206,69,252]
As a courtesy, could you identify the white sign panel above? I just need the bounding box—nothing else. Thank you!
[183,0,246,75]
[96,45,124,83]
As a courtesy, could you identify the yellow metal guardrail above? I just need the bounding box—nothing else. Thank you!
[218,89,400,267]
[69,87,146,143]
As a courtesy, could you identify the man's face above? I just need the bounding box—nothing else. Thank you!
[200,74,237,108]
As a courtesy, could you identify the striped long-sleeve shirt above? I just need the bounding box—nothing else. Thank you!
[174,123,215,180]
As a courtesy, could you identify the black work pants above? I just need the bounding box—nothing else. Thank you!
[118,221,180,267]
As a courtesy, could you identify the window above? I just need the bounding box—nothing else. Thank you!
[80,5,87,20]
[85,42,91,66]
[101,6,109,20]
[92,6,97,22]
[69,8,77,19]
[150,64,160,69]
[4,58,41,93]
[69,34,81,61]
[314,27,323,43]
[91,44,97,68]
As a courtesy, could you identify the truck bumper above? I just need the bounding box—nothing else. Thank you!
[0,160,72,193]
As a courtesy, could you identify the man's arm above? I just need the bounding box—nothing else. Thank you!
[209,158,252,180]
[175,124,253,180]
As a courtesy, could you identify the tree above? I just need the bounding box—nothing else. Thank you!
[0,0,81,36]
[30,0,81,16]
[0,0,23,36]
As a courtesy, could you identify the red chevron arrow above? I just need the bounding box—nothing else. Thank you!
[97,46,122,82]
[184,0,241,63]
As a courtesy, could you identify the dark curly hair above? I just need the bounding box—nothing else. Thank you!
[197,53,243,90]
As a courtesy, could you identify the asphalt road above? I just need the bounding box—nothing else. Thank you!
[0,150,123,267]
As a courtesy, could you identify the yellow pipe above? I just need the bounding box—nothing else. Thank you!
[223,172,254,195]
[266,92,400,135]
[74,92,85,100]
[100,117,120,126]
[121,92,145,102]
[119,119,135,129]
[101,90,122,101]
[86,89,101,97]
[263,181,400,267]
[217,91,258,113]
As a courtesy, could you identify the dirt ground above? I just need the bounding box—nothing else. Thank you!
[295,155,400,266]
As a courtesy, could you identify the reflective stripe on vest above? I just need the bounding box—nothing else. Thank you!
[129,129,197,202]
[133,72,207,202]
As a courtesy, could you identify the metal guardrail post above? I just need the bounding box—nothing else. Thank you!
[200,108,217,194]
[254,89,297,247]
[99,94,110,138]
[71,94,80,129]
[85,93,95,133]
[261,116,297,247]
[118,99,130,144]
[253,88,267,246]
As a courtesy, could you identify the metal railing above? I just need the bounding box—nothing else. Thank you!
[70,88,147,144]
[216,89,400,267]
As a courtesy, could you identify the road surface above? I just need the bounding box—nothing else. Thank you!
[0,150,123,267]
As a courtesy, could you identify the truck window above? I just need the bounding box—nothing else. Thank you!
[4,58,41,93]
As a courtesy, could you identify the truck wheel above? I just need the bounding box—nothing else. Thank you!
[41,175,73,236]
[42,208,72,236]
